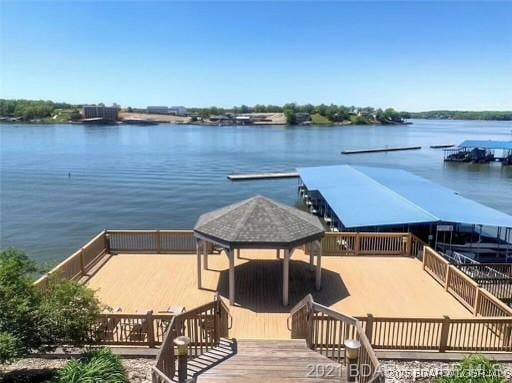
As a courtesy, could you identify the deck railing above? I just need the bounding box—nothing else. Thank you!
[289,295,384,383]
[456,264,512,305]
[356,314,512,352]
[152,295,230,383]
[423,246,512,317]
[107,230,196,254]
[34,230,108,289]
[314,232,412,257]
[90,311,175,347]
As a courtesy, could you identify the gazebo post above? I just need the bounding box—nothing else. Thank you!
[276,249,280,259]
[203,240,208,270]
[309,242,314,270]
[196,239,202,289]
[229,248,235,305]
[316,240,322,291]
[283,248,290,306]
[236,248,240,259]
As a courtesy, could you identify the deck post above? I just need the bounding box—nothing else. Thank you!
[276,248,280,259]
[237,248,241,259]
[283,249,290,306]
[439,315,450,352]
[365,314,374,341]
[174,336,191,383]
[196,239,202,289]
[229,249,235,305]
[316,240,322,291]
[79,248,85,276]
[146,310,155,348]
[203,240,208,270]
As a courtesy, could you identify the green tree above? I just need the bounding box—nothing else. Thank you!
[284,109,296,125]
[70,109,81,121]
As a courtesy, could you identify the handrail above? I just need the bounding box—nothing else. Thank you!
[289,295,383,383]
[152,297,231,382]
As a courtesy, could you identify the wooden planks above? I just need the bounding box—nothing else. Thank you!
[87,250,473,340]
[197,339,344,383]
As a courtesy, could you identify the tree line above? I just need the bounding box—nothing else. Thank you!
[0,99,80,121]
[405,110,512,121]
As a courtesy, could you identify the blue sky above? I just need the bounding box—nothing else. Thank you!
[1,1,511,111]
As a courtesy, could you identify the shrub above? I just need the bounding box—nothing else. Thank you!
[37,276,102,349]
[55,348,128,383]
[435,355,507,383]
[0,248,102,363]
[0,249,41,362]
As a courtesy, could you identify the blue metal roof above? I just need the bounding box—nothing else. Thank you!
[297,165,512,229]
[459,140,512,150]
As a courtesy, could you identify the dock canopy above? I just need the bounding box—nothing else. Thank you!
[194,196,325,306]
[459,140,512,150]
[297,165,512,229]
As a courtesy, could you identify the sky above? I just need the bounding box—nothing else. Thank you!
[0,1,511,111]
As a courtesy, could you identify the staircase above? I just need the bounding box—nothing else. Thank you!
[195,339,344,382]
[153,295,383,383]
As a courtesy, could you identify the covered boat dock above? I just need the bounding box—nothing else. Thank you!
[444,140,512,165]
[297,165,512,261]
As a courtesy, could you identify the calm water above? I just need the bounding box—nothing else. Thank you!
[1,120,511,265]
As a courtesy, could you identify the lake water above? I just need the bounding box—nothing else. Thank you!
[1,120,511,265]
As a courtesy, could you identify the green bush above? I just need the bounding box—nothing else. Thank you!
[55,348,128,383]
[0,248,102,363]
[38,276,101,349]
[435,355,507,383]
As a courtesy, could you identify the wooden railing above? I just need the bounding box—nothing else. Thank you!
[313,232,412,257]
[410,233,426,260]
[423,246,450,285]
[90,311,175,347]
[446,266,479,313]
[356,314,512,352]
[456,264,512,305]
[152,296,230,383]
[289,295,384,383]
[107,230,196,254]
[423,247,512,317]
[34,230,108,289]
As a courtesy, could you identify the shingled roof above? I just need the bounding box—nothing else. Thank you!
[194,196,325,249]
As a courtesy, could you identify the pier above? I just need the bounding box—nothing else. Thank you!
[341,145,421,154]
[430,144,455,149]
[227,171,299,181]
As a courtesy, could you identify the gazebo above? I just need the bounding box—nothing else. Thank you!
[193,196,325,306]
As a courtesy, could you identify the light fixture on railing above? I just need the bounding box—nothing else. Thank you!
[344,339,361,382]
[174,336,191,383]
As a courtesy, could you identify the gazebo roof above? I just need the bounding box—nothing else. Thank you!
[194,195,325,249]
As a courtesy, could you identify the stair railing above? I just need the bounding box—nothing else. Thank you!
[288,294,384,383]
[152,294,231,383]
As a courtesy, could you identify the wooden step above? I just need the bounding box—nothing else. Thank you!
[192,339,345,383]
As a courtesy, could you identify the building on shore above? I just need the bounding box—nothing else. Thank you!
[82,105,119,122]
[169,106,189,116]
[146,106,169,115]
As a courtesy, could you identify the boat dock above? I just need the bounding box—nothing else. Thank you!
[341,145,421,154]
[227,171,299,181]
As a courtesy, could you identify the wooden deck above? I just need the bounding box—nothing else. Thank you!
[87,249,473,339]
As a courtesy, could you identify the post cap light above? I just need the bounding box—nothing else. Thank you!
[174,335,191,356]
[344,339,361,359]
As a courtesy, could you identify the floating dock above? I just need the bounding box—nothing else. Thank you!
[430,144,455,149]
[341,145,421,155]
[227,172,299,181]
